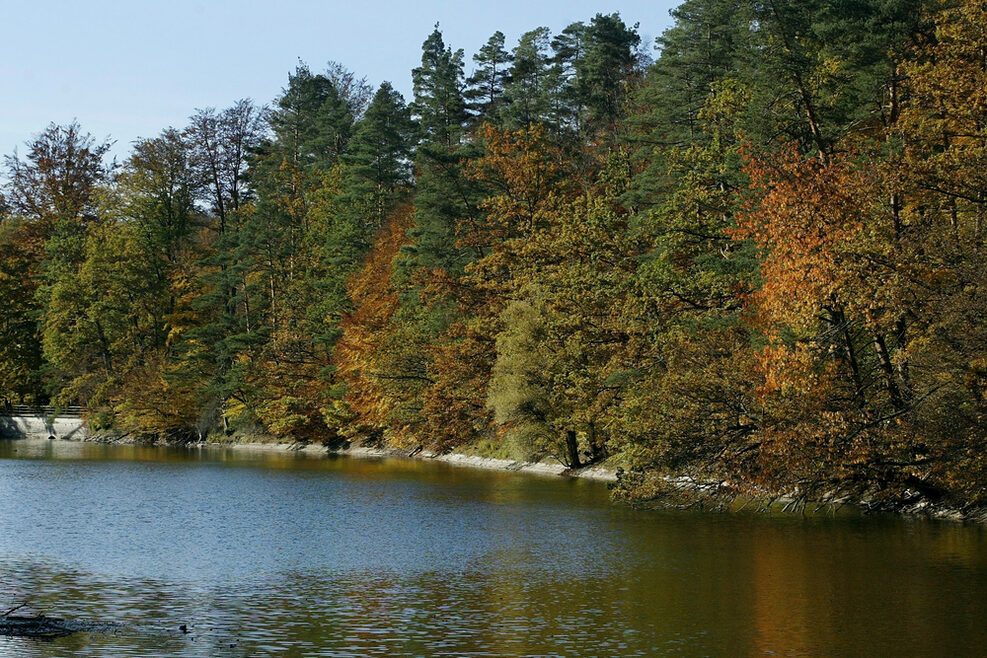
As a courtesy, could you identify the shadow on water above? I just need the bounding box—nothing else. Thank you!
[1,438,985,656]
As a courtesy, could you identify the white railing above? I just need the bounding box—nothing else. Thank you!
[0,405,87,418]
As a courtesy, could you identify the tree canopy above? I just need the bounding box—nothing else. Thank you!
[3,1,985,513]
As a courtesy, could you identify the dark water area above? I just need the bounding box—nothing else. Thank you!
[1,439,985,656]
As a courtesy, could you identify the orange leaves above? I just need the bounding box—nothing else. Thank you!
[735,146,879,333]
[420,319,497,452]
[463,123,568,246]
[756,341,818,399]
[344,204,413,312]
[333,205,414,433]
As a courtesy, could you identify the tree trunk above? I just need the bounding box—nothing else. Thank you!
[872,331,906,413]
[565,430,581,469]
[894,314,911,402]
[588,421,604,463]
[826,305,864,408]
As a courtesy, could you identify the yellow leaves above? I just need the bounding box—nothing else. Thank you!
[818,56,844,79]
[898,0,987,221]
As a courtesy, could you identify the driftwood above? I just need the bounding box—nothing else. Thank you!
[0,615,79,639]
[1,603,120,640]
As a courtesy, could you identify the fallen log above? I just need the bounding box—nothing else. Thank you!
[0,615,78,639]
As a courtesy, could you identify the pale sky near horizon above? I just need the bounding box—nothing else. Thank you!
[1,0,679,164]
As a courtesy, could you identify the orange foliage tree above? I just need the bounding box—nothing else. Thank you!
[333,205,415,443]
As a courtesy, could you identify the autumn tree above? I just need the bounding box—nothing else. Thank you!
[332,205,416,443]
[416,123,571,453]
[41,128,202,432]
[1,123,113,403]
[888,0,987,505]
[0,216,45,402]
[488,177,636,467]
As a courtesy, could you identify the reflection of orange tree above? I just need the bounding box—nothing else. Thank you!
[747,525,820,657]
[747,520,987,657]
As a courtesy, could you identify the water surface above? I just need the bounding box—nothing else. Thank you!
[1,439,985,656]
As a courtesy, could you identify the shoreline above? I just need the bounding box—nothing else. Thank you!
[17,434,986,523]
[211,441,986,523]
[79,434,621,483]
[221,441,619,482]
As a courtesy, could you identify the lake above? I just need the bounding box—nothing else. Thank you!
[1,438,985,656]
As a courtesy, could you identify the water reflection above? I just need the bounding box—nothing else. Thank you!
[1,438,985,656]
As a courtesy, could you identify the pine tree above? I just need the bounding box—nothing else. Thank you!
[265,63,354,171]
[341,81,415,231]
[577,13,641,138]
[502,28,564,131]
[411,26,468,148]
[401,26,479,277]
[466,31,512,122]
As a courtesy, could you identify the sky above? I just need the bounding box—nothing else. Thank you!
[1,0,679,164]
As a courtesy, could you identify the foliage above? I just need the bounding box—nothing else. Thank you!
[3,2,987,512]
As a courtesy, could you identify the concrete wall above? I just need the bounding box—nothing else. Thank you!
[0,415,87,440]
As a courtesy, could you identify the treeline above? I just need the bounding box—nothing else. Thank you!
[2,1,985,509]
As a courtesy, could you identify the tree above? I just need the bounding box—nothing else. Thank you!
[186,99,264,233]
[123,129,200,267]
[551,21,588,132]
[488,186,636,468]
[324,61,374,119]
[0,216,45,402]
[4,122,112,231]
[401,26,482,278]
[2,122,113,403]
[4,122,113,273]
[628,0,748,149]
[36,127,205,431]
[340,81,415,230]
[501,28,563,130]
[740,0,928,157]
[263,63,354,173]
[466,31,512,121]
[411,26,468,148]
[889,0,987,504]
[577,13,642,138]
[418,123,571,453]
[333,205,416,442]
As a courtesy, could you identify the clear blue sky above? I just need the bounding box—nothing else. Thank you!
[1,0,678,162]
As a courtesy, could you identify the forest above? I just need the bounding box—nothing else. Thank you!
[1,0,985,511]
